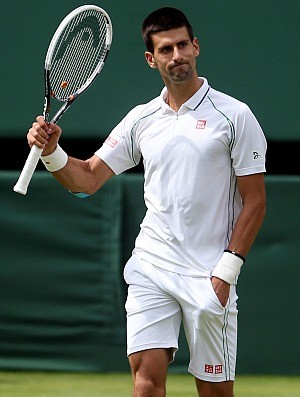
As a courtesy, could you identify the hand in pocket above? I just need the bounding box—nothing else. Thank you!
[211,276,230,308]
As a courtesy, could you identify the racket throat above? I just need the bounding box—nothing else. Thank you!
[43,69,51,122]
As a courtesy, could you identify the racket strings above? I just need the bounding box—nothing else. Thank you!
[57,12,105,86]
[52,12,106,97]
[52,10,106,88]
[49,9,108,101]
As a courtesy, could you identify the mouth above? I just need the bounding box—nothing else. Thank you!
[170,62,187,69]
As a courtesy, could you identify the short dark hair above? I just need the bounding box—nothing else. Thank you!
[142,7,194,53]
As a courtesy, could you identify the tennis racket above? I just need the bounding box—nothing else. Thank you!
[13,4,113,195]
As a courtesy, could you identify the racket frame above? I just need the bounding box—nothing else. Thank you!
[13,5,113,195]
[44,4,112,124]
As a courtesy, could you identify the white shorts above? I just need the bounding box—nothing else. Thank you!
[124,254,238,382]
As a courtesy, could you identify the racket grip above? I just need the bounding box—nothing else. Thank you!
[13,145,43,195]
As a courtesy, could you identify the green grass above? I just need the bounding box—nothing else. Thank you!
[0,372,299,397]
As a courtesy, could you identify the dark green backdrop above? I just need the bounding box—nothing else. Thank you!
[0,0,298,140]
[1,0,300,377]
[1,172,300,374]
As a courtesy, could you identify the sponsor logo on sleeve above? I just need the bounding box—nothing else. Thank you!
[252,151,262,160]
[105,136,118,148]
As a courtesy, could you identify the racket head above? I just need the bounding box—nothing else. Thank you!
[45,5,113,103]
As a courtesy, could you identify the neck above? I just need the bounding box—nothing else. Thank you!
[164,75,202,112]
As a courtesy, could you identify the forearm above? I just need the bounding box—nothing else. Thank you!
[212,173,266,285]
[52,156,98,194]
[227,200,266,258]
[27,117,115,194]
[41,146,114,195]
[212,202,265,287]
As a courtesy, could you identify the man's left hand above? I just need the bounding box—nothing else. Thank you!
[211,276,230,308]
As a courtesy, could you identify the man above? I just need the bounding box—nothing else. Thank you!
[27,7,267,397]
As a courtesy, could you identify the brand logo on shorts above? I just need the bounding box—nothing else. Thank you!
[196,120,206,129]
[105,136,118,148]
[204,364,213,373]
[205,364,223,374]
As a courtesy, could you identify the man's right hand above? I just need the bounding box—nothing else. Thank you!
[27,116,62,156]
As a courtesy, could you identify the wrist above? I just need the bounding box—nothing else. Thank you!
[40,144,68,172]
[212,251,245,285]
[224,249,246,263]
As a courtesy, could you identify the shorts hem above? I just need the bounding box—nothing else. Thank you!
[127,343,178,359]
[188,366,235,383]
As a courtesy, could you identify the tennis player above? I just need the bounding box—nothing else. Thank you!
[27,7,267,397]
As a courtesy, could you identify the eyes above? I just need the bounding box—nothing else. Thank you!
[159,40,189,54]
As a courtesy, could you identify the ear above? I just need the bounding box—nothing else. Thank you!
[145,51,157,69]
[193,37,200,57]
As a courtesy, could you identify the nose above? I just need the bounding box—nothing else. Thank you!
[172,46,183,62]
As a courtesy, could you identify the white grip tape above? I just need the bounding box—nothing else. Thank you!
[13,145,43,195]
[41,144,68,172]
[211,251,244,285]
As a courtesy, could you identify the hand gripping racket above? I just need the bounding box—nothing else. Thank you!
[13,5,113,195]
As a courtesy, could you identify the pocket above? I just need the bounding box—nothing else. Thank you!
[207,278,229,309]
[123,255,137,284]
[123,254,144,284]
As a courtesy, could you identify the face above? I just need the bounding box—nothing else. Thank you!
[145,26,200,84]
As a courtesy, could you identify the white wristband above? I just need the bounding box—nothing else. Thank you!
[211,251,244,285]
[40,144,68,172]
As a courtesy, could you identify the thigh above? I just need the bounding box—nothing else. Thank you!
[179,277,238,383]
[124,255,182,358]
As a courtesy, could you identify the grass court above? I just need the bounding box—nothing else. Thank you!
[1,372,300,396]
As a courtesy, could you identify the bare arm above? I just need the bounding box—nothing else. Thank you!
[52,155,115,195]
[212,173,266,306]
[228,173,266,257]
[27,116,115,195]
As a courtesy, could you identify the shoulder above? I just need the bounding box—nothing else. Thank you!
[109,95,162,140]
[125,96,162,126]
[206,87,261,127]
[207,87,249,113]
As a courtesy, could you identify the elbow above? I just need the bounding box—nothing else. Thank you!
[68,181,100,198]
[256,195,267,225]
[243,194,266,226]
[259,201,267,224]
[84,178,108,195]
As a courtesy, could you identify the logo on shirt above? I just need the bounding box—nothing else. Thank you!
[196,119,207,129]
[105,136,118,148]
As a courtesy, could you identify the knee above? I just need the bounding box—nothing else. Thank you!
[129,349,169,397]
[134,375,166,397]
[195,379,234,397]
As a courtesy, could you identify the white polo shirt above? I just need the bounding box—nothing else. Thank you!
[95,77,267,277]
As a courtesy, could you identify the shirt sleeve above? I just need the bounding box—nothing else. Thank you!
[94,109,142,175]
[231,103,267,176]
